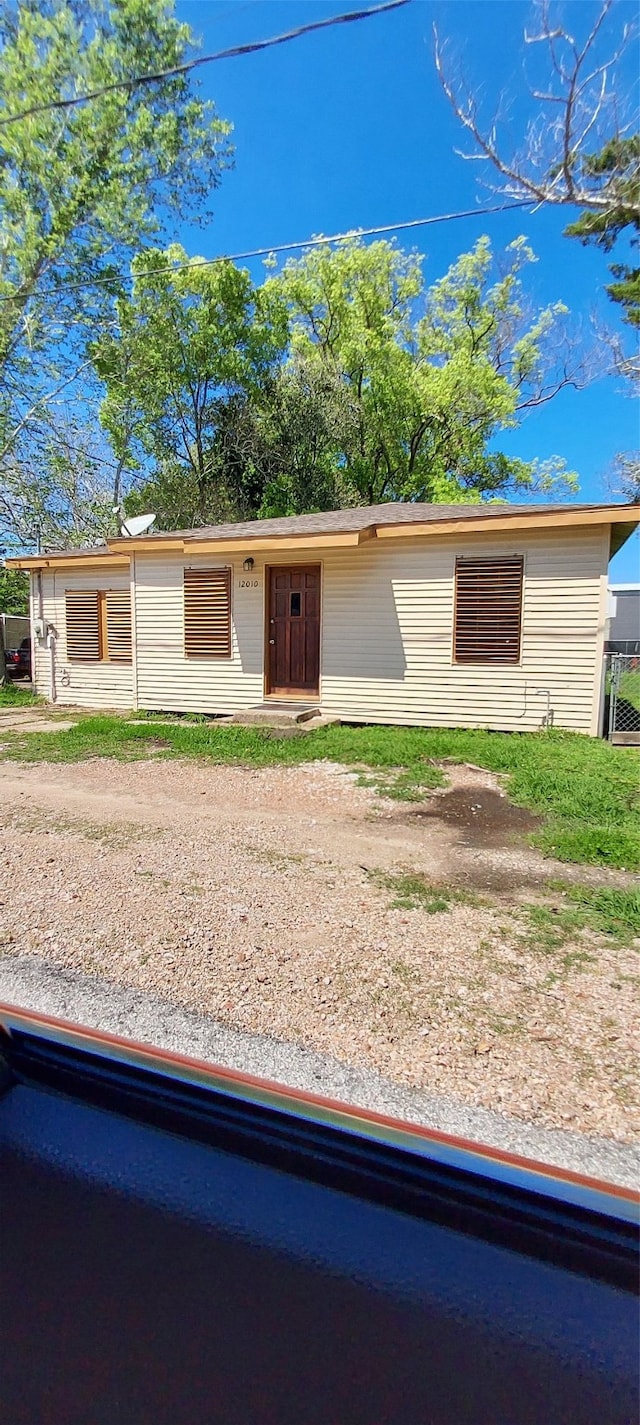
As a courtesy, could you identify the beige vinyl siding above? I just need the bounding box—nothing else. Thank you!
[132,526,609,734]
[30,566,133,708]
[134,555,263,713]
[319,532,606,733]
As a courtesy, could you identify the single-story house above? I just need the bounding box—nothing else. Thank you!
[8,501,639,735]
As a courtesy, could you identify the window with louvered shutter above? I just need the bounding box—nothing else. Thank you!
[184,567,232,658]
[65,591,101,661]
[454,557,524,664]
[105,589,132,662]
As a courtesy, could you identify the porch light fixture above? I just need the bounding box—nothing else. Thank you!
[242,556,255,572]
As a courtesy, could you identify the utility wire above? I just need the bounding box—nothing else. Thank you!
[0,201,533,304]
[0,0,409,128]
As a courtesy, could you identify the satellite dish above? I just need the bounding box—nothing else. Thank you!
[120,512,157,538]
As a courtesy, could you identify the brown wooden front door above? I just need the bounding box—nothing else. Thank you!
[267,566,321,697]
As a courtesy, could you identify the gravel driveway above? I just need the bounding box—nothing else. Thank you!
[0,755,637,1148]
[1,954,637,1189]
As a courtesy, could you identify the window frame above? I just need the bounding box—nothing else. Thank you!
[65,588,132,665]
[452,555,525,667]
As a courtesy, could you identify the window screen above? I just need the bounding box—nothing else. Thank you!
[184,567,232,658]
[105,589,132,663]
[65,591,101,661]
[453,557,524,664]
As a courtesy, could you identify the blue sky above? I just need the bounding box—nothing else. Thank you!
[174,0,639,578]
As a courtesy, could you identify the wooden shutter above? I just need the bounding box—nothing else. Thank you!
[105,589,132,663]
[65,591,101,661]
[454,557,524,664]
[184,567,232,658]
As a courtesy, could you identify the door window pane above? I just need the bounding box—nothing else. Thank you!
[290,591,301,617]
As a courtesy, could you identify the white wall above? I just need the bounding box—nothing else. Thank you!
[31,566,134,709]
[131,526,609,734]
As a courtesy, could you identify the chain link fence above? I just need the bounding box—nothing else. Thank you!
[605,653,640,744]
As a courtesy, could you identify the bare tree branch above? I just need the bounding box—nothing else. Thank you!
[0,359,93,465]
[434,1,638,215]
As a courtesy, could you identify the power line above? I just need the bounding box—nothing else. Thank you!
[0,201,533,304]
[0,0,410,129]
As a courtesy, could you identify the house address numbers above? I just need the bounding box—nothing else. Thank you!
[238,577,259,588]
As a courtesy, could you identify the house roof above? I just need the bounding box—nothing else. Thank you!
[116,500,640,544]
[7,500,639,569]
[167,500,525,541]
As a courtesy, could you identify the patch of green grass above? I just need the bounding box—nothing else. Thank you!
[324,726,639,868]
[0,715,637,869]
[0,682,40,707]
[251,848,307,869]
[517,882,640,956]
[357,764,445,800]
[534,823,640,869]
[368,869,480,914]
[485,1010,525,1039]
[135,870,171,888]
[519,903,596,959]
[391,959,421,985]
[607,667,640,714]
[554,881,640,939]
[619,669,640,713]
[0,803,159,850]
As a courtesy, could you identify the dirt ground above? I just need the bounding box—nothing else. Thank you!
[0,756,637,1143]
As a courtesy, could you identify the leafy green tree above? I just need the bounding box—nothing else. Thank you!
[0,0,232,542]
[565,138,640,329]
[94,246,289,528]
[266,235,577,505]
[125,355,360,526]
[251,356,360,517]
[115,236,578,525]
[0,567,28,615]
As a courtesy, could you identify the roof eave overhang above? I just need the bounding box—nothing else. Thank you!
[375,506,640,540]
[5,553,131,571]
[5,528,373,571]
[107,528,375,555]
[610,520,639,558]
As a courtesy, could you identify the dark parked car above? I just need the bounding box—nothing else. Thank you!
[4,636,31,680]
